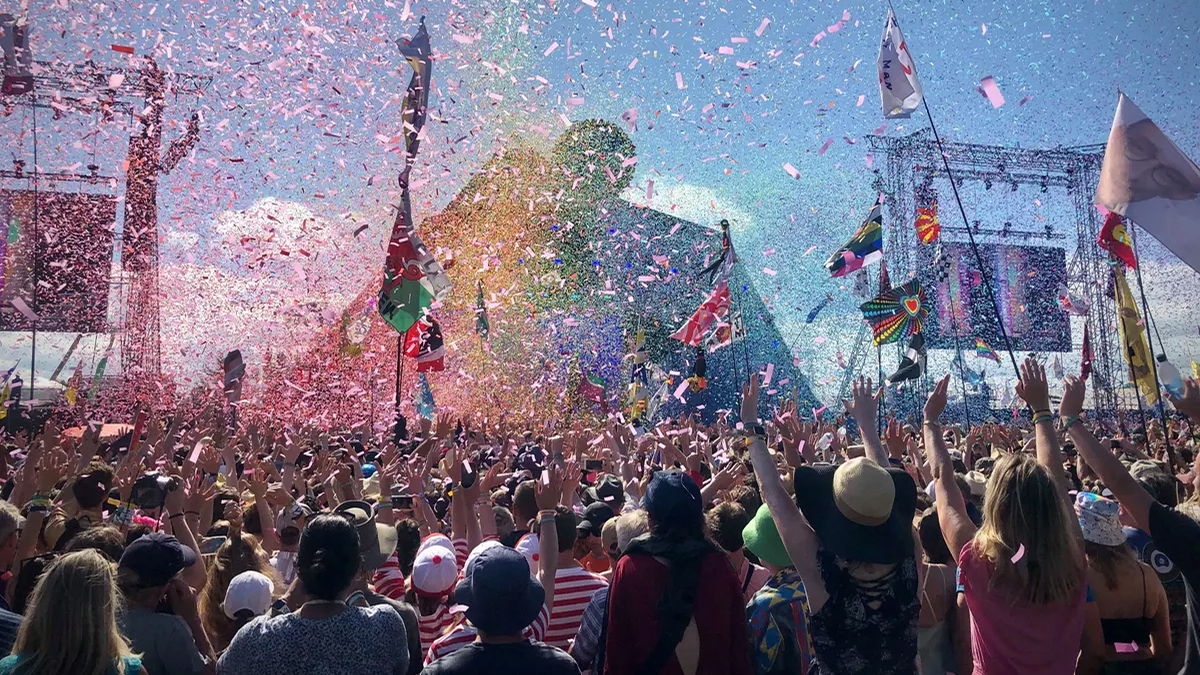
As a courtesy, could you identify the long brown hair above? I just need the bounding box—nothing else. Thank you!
[198,532,281,651]
[973,455,1083,604]
[13,549,137,675]
[1084,540,1137,590]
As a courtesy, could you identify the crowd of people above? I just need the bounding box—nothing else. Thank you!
[0,357,1196,674]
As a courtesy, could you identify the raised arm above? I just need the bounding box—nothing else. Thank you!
[923,374,977,564]
[1015,358,1071,503]
[741,373,829,613]
[842,376,888,466]
[534,463,563,615]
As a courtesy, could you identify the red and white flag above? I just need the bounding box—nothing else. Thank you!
[670,280,731,346]
[877,8,923,119]
[1096,92,1200,275]
[403,317,445,372]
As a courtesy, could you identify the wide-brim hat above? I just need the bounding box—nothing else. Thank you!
[793,457,917,564]
[742,504,791,568]
[454,545,545,636]
[334,500,398,571]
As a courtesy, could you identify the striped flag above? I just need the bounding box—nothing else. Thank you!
[826,202,884,278]
[669,280,731,346]
[414,372,436,420]
[975,337,1000,362]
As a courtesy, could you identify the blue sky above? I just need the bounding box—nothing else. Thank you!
[2,0,1198,404]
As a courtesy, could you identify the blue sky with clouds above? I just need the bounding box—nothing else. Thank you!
[1,0,1198,403]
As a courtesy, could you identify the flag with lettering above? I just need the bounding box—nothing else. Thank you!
[877,8,923,119]
[670,280,731,346]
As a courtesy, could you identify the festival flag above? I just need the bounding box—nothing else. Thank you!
[860,279,928,346]
[403,317,446,372]
[1096,92,1200,276]
[1114,267,1158,404]
[474,280,490,339]
[414,372,436,420]
[670,280,731,346]
[1192,359,1199,381]
[577,369,608,412]
[397,18,433,161]
[914,200,940,244]
[630,329,648,384]
[63,363,82,407]
[930,242,951,285]
[0,363,16,420]
[48,334,82,384]
[706,309,743,353]
[975,337,1000,362]
[698,219,737,285]
[1098,211,1138,269]
[1081,322,1094,381]
[806,294,834,324]
[825,202,883,278]
[879,259,892,293]
[888,333,926,383]
[0,14,34,96]
[876,8,923,119]
[1056,283,1091,316]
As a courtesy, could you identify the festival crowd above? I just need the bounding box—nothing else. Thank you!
[0,357,1195,675]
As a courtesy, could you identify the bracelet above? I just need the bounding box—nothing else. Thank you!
[27,504,49,514]
[29,494,51,508]
[169,513,187,520]
[923,421,941,430]
[536,509,557,520]
[1033,409,1051,418]
[537,516,556,526]
[1062,415,1082,431]
[1032,412,1054,425]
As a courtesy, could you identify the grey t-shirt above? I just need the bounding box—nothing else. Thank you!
[217,604,409,675]
[119,606,207,675]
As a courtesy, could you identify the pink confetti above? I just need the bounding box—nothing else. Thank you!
[754,18,771,37]
[731,36,748,44]
[856,94,865,107]
[981,23,988,35]
[451,34,475,44]
[873,123,888,134]
[782,163,801,179]
[1018,95,1033,106]
[801,245,818,257]
[108,73,125,89]
[1011,543,1026,563]
[718,46,735,55]
[544,42,559,56]
[980,76,1006,108]
[762,248,776,256]
[810,31,826,47]
[675,72,685,90]
[762,268,777,276]
[628,57,638,69]
[762,363,775,387]
[10,297,37,322]
[565,97,585,106]
[673,379,690,402]
[818,138,834,155]
[1114,642,1139,654]
[646,179,654,200]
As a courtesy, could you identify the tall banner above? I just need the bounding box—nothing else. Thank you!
[877,8,923,119]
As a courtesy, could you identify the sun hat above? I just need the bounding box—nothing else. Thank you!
[963,471,988,499]
[223,571,275,619]
[742,504,791,568]
[1075,492,1125,547]
[454,545,545,636]
[411,544,458,596]
[586,474,625,506]
[793,457,917,564]
[514,532,540,573]
[333,500,399,571]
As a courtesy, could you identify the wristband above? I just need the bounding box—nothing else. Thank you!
[169,513,187,520]
[1032,412,1054,425]
[537,509,557,520]
[27,503,49,514]
[1062,415,1082,431]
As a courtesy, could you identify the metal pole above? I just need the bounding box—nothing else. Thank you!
[920,98,1023,385]
[30,100,39,399]
[1126,224,1175,470]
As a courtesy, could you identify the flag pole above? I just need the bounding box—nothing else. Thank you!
[918,99,1023,385]
[1126,223,1175,469]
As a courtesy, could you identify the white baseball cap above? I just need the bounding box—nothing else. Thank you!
[411,545,458,596]
[223,571,274,619]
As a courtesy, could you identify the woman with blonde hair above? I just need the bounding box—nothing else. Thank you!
[0,549,147,675]
[925,360,1105,674]
[199,531,282,652]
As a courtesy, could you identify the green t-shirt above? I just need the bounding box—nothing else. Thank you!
[0,653,142,675]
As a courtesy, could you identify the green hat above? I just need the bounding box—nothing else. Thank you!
[742,504,791,568]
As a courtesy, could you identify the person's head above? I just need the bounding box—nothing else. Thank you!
[600,517,620,561]
[975,454,1083,604]
[296,514,361,601]
[64,524,125,562]
[576,502,615,556]
[644,470,704,541]
[512,480,539,524]
[493,505,515,540]
[588,474,626,512]
[72,461,114,510]
[333,500,399,574]
[0,500,24,568]
[394,518,421,577]
[16,549,134,675]
[705,502,750,554]
[199,531,281,650]
[742,505,791,572]
[614,509,650,554]
[726,485,762,516]
[454,544,545,639]
[276,500,315,549]
[223,571,275,637]
[117,532,198,606]
[1130,462,1179,508]
[554,505,577,556]
[793,457,917,565]
[412,544,458,598]
[917,507,953,565]
[1076,492,1135,590]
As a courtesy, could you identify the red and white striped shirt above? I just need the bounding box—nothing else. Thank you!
[417,603,455,648]
[372,550,407,601]
[424,605,550,664]
[544,565,609,651]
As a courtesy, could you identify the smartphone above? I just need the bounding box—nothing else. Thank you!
[200,536,227,555]
[392,494,415,509]
[585,459,604,472]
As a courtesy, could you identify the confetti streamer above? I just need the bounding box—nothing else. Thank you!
[755,17,771,37]
[980,76,1006,108]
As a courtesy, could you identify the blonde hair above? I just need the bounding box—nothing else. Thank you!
[12,549,137,675]
[615,510,650,553]
[972,455,1083,605]
[199,532,282,652]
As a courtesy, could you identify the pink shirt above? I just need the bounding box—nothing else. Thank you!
[958,541,1087,675]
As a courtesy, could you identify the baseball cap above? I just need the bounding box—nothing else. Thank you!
[119,533,198,588]
[223,571,274,619]
[577,502,615,538]
[411,545,458,596]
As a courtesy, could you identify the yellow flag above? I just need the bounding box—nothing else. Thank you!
[0,384,9,421]
[1192,360,1200,381]
[1114,267,1158,405]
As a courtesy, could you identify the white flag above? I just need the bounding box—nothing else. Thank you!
[877,8,923,119]
[1096,92,1200,275]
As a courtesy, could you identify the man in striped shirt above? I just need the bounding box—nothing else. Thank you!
[544,506,608,652]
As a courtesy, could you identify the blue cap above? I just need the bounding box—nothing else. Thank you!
[119,533,198,588]
[644,470,701,527]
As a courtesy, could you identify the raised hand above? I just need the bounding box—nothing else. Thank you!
[1060,375,1086,420]
[884,418,906,458]
[842,376,883,429]
[1167,377,1200,422]
[924,374,952,423]
[535,461,564,510]
[1015,357,1051,412]
[740,373,761,426]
